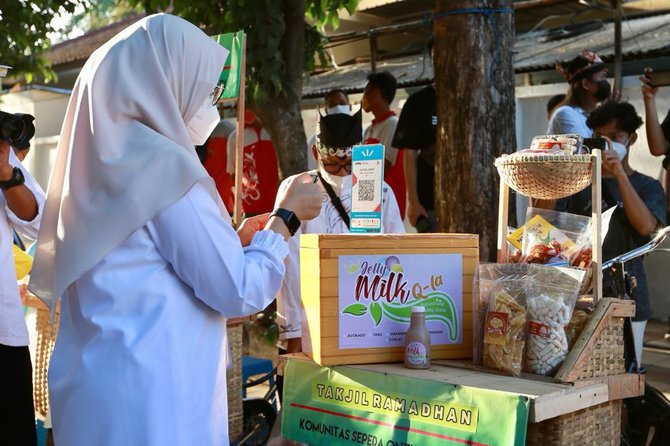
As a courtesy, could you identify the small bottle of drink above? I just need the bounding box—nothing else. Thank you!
[404,306,430,369]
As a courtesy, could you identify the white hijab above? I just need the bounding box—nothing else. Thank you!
[29,14,229,307]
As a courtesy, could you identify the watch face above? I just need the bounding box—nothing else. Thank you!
[274,208,300,235]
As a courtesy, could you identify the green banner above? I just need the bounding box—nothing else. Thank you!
[212,31,244,100]
[282,360,529,446]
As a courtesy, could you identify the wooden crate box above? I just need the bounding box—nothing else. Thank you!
[299,233,479,366]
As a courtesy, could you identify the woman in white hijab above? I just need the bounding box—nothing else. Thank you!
[29,13,321,445]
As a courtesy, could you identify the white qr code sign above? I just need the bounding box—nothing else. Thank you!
[350,144,384,233]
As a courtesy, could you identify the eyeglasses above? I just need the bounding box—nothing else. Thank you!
[210,80,225,106]
[321,159,352,174]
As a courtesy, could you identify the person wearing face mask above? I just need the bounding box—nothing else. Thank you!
[555,101,666,369]
[548,49,612,138]
[274,110,405,359]
[305,88,354,171]
[28,14,322,446]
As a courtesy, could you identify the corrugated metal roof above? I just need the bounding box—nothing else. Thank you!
[305,11,670,98]
[304,53,433,98]
[514,11,670,71]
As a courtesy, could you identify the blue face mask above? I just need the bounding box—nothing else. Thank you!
[326,104,350,115]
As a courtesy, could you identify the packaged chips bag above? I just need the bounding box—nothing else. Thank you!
[475,264,530,376]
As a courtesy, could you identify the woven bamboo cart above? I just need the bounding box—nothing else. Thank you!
[493,149,644,442]
[26,296,247,441]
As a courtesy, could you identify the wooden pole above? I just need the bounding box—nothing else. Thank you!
[369,31,378,74]
[497,181,510,263]
[591,150,603,303]
[613,0,623,93]
[233,35,247,227]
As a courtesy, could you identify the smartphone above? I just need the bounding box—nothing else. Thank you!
[582,137,607,152]
[647,71,670,88]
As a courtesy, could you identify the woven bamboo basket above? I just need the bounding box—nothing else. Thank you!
[34,306,59,419]
[527,400,622,445]
[226,322,244,440]
[526,298,631,444]
[494,154,592,200]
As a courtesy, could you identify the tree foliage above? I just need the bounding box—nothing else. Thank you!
[56,0,143,42]
[136,0,358,104]
[1,0,88,82]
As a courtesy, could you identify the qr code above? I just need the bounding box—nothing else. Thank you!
[357,179,375,201]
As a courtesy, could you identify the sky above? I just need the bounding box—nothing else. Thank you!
[48,3,87,44]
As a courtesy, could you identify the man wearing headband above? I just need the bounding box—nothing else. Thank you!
[306,89,354,171]
[548,49,612,138]
[275,110,405,357]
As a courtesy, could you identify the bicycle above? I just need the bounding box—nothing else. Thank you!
[602,225,670,445]
[234,366,278,446]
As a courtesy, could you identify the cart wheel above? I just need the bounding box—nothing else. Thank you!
[240,398,276,446]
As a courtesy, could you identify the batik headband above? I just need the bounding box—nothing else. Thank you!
[556,49,605,83]
[315,138,353,158]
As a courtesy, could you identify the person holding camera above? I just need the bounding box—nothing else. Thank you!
[640,68,670,340]
[0,135,45,445]
[640,69,670,212]
[28,14,322,446]
[555,101,666,368]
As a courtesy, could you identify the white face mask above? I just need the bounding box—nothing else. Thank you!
[326,104,350,115]
[186,100,220,146]
[610,137,630,161]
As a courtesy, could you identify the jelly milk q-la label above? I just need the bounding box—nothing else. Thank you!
[338,254,463,349]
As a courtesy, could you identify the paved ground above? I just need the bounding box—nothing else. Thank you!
[643,319,670,398]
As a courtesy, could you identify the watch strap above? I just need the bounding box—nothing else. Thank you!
[0,167,25,191]
[270,208,301,236]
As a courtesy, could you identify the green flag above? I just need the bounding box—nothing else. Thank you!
[212,31,244,100]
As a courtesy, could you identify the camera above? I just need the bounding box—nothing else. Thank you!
[0,111,35,150]
[582,137,606,153]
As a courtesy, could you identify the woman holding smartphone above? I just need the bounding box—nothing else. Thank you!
[640,68,670,341]
[640,68,670,215]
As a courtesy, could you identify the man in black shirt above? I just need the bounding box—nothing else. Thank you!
[392,85,437,232]
[557,101,666,367]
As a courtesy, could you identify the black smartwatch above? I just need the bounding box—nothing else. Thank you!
[270,208,301,236]
[0,167,25,191]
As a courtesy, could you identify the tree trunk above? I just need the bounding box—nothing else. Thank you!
[254,0,308,179]
[434,0,516,262]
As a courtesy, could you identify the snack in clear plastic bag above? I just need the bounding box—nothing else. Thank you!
[528,134,583,154]
[483,290,527,375]
[524,266,585,376]
[566,297,594,349]
[526,294,571,375]
[474,263,530,375]
[511,208,591,266]
[506,226,522,263]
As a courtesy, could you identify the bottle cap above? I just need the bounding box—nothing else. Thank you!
[411,305,425,313]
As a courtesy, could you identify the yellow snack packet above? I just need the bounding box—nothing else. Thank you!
[13,244,33,280]
[507,214,575,252]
